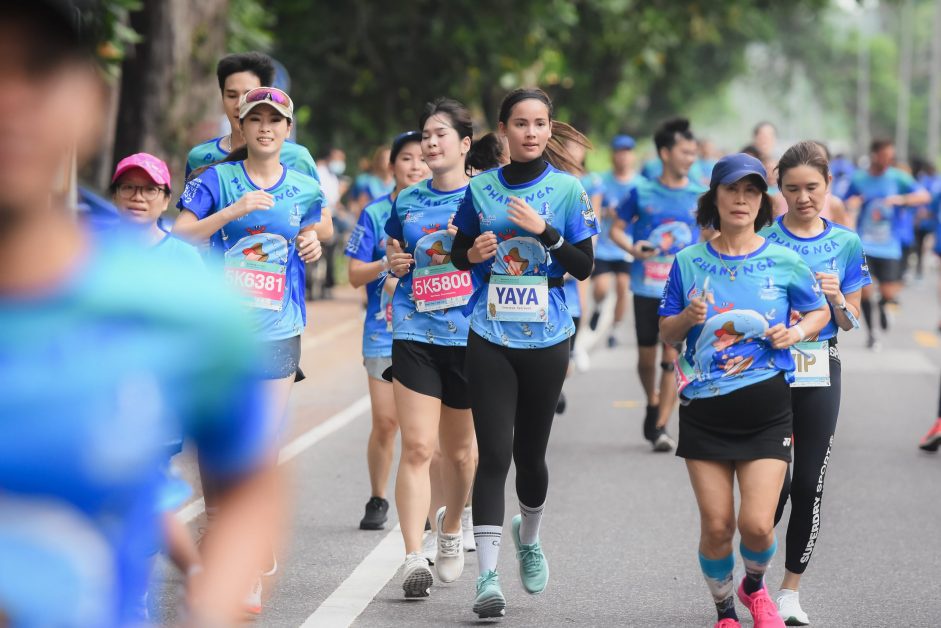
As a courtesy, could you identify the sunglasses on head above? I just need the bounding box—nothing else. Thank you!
[243,87,291,107]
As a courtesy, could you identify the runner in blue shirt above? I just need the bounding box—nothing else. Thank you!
[0,6,283,625]
[174,87,326,613]
[588,134,640,348]
[610,118,707,452]
[912,159,940,281]
[841,138,929,349]
[345,131,429,531]
[759,142,871,626]
[184,52,320,183]
[659,153,830,628]
[384,99,483,600]
[451,89,598,618]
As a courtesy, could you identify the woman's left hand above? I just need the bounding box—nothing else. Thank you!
[296,231,322,263]
[764,323,799,349]
[507,196,547,234]
[814,272,843,306]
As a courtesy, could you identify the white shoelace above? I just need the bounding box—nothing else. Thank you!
[438,535,462,557]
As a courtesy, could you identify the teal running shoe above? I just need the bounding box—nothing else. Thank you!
[511,514,549,594]
[473,570,506,618]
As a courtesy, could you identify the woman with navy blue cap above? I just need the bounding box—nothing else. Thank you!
[659,153,830,628]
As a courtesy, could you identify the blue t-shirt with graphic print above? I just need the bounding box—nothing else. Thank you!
[597,170,641,263]
[760,217,871,341]
[177,161,323,342]
[384,180,474,346]
[616,177,706,299]
[346,194,394,358]
[453,164,599,349]
[659,240,826,399]
[842,167,921,260]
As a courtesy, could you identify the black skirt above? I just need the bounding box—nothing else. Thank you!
[677,372,793,462]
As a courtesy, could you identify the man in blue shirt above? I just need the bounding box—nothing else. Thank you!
[842,139,929,349]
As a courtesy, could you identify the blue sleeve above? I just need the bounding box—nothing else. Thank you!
[616,187,640,224]
[788,258,827,312]
[301,187,324,229]
[345,207,377,262]
[292,144,321,183]
[176,167,221,219]
[658,260,685,316]
[564,179,598,242]
[452,187,481,238]
[840,236,871,294]
[384,198,404,241]
[841,176,860,201]
[896,170,919,195]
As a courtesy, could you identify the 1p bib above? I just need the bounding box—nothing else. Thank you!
[790,340,830,387]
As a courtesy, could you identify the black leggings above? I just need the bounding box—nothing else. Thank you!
[466,331,570,526]
[774,354,842,574]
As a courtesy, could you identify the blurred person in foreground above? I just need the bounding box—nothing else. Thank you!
[0,2,284,626]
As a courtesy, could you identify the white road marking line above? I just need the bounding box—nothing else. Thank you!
[301,317,362,351]
[176,394,372,524]
[300,525,405,628]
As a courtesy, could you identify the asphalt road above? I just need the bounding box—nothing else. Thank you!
[155,272,941,627]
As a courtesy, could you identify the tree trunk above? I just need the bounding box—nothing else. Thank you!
[928,0,941,166]
[895,0,915,164]
[111,0,229,193]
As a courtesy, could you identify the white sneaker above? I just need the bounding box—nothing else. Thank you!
[244,577,263,615]
[421,530,436,565]
[776,588,810,626]
[401,552,433,598]
[653,431,676,452]
[573,348,591,373]
[461,507,476,552]
[434,506,464,583]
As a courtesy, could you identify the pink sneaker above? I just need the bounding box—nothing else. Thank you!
[737,580,784,627]
[714,619,742,628]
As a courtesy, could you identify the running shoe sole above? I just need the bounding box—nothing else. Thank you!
[402,566,433,598]
[783,616,810,626]
[359,519,387,530]
[919,434,941,452]
[473,594,506,618]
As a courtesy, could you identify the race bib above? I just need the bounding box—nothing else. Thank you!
[790,340,830,387]
[225,258,286,311]
[486,275,549,322]
[643,257,672,288]
[413,263,473,312]
[862,220,892,244]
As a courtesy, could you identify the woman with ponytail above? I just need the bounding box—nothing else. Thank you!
[451,88,598,618]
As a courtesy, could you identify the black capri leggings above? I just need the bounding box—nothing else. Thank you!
[774,353,842,575]
[466,331,570,527]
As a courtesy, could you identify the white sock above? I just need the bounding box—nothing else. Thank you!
[473,525,502,574]
[519,501,545,545]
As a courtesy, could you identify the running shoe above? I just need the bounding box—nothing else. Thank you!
[918,418,941,452]
[653,429,676,453]
[573,348,591,372]
[775,589,810,626]
[643,405,659,442]
[511,514,549,594]
[462,507,476,551]
[556,391,567,415]
[421,530,436,565]
[401,552,434,598]
[359,496,389,530]
[473,570,507,618]
[244,577,263,615]
[714,619,742,628]
[435,506,464,582]
[737,580,785,628]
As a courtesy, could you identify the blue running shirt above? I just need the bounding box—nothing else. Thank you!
[177,161,323,341]
[563,277,582,318]
[760,217,871,341]
[185,137,320,181]
[659,240,826,399]
[597,170,641,262]
[616,177,706,299]
[385,180,474,346]
[842,167,921,260]
[0,230,268,627]
[346,194,394,358]
[453,165,599,349]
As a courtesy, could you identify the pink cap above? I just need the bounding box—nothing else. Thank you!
[112,153,172,190]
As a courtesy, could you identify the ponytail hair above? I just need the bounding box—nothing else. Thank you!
[465,133,507,175]
[187,145,249,181]
[498,87,590,176]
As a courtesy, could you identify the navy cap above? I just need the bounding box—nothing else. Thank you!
[710,153,768,190]
[611,134,636,151]
[390,131,421,163]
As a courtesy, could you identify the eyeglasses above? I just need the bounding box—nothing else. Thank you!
[243,87,292,107]
[116,183,165,201]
